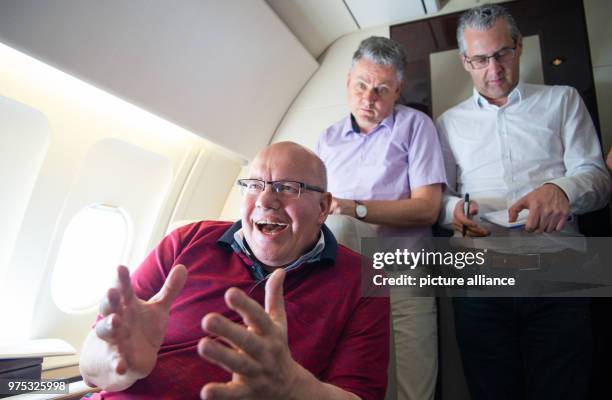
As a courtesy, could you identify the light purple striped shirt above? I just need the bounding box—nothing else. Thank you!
[316,104,446,237]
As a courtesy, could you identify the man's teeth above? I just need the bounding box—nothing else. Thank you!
[255,220,288,234]
[256,220,288,226]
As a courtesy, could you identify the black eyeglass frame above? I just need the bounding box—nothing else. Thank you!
[236,178,325,198]
[464,46,518,70]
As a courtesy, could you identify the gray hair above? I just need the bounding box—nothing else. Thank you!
[351,36,407,84]
[456,4,521,55]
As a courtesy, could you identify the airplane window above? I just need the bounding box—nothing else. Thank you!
[51,204,130,313]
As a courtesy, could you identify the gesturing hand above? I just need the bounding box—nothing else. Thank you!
[508,184,570,233]
[198,268,303,400]
[95,264,188,379]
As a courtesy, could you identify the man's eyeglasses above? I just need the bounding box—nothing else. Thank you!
[464,46,517,69]
[237,179,325,199]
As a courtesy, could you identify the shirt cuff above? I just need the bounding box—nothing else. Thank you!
[545,177,576,210]
[440,195,462,226]
[410,176,447,191]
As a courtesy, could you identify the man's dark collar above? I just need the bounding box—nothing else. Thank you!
[350,114,361,133]
[217,220,337,264]
[218,220,243,245]
[348,110,395,135]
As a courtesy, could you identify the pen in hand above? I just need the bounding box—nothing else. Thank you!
[462,193,470,237]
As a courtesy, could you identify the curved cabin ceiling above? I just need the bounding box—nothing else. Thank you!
[0,0,317,161]
[265,0,447,59]
[0,0,471,160]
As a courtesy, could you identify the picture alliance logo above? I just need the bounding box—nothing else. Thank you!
[372,249,487,270]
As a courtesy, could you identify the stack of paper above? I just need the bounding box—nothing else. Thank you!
[481,209,529,228]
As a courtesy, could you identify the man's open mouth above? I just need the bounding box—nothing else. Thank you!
[255,220,289,235]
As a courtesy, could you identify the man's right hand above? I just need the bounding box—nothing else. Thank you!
[84,264,187,388]
[452,199,490,237]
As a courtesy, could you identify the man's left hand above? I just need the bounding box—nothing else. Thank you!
[198,269,303,400]
[508,184,571,233]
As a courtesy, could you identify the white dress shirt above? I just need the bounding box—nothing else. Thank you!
[436,82,610,248]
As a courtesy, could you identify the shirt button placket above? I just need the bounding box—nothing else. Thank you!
[498,110,512,186]
[360,134,366,164]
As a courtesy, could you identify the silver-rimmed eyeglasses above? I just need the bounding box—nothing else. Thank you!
[464,46,517,69]
[237,179,325,199]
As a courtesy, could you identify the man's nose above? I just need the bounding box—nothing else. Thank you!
[487,56,504,72]
[255,185,281,209]
[363,88,377,104]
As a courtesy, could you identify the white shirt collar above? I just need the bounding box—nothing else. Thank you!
[472,81,525,109]
[233,228,326,270]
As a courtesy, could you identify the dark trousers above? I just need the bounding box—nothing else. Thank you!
[453,298,592,400]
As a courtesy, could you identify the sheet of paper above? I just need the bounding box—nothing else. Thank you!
[481,209,529,228]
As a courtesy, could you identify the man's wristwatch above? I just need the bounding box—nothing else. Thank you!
[355,200,367,220]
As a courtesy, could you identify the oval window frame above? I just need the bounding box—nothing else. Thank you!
[50,203,132,313]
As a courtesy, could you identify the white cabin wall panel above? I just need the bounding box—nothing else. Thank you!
[0,43,209,353]
[584,0,612,152]
[425,0,512,18]
[593,66,612,154]
[28,139,174,364]
[584,0,612,229]
[345,0,425,28]
[265,0,358,58]
[272,104,349,150]
[219,166,250,222]
[0,0,318,161]
[0,97,50,281]
[584,0,612,68]
[287,26,376,111]
[592,65,612,230]
[53,139,175,268]
[169,150,243,225]
[423,0,443,13]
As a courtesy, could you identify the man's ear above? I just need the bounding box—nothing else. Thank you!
[319,192,332,224]
[516,34,523,57]
[393,79,403,103]
[460,53,471,72]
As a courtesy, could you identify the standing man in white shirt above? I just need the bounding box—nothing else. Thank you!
[436,4,610,399]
